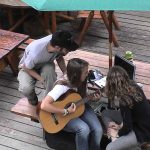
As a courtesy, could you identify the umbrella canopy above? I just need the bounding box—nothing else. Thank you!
[22,0,150,11]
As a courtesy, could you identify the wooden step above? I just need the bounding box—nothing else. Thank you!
[11,97,39,120]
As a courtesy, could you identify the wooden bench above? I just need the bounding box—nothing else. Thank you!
[11,97,39,121]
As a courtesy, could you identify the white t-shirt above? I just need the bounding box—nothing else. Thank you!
[48,84,75,101]
[19,35,59,69]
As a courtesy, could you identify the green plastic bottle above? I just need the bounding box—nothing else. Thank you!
[124,51,133,62]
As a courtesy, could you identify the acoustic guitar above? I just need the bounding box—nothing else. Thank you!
[39,90,100,133]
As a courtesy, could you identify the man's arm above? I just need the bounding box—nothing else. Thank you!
[56,56,66,74]
[23,67,44,82]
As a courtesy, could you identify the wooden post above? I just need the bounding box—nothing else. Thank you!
[43,12,52,34]
[77,11,94,46]
[100,11,119,47]
[108,11,113,68]
[51,11,56,33]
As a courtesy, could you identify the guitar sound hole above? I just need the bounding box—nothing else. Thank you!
[65,102,73,109]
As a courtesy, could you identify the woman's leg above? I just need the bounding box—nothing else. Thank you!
[63,118,90,150]
[81,104,103,150]
[106,131,139,150]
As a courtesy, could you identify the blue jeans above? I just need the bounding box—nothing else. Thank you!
[63,104,103,150]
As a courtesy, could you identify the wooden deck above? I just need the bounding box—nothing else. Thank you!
[0,11,150,150]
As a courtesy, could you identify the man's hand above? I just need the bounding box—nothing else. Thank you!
[23,66,44,82]
[39,77,45,83]
[39,77,45,88]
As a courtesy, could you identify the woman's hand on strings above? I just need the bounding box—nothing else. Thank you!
[90,90,102,101]
[67,103,76,113]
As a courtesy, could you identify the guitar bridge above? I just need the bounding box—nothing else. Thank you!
[51,113,59,125]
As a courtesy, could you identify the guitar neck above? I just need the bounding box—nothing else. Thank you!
[74,90,100,107]
[75,98,88,107]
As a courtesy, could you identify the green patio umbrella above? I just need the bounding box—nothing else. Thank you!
[22,0,150,11]
[22,0,150,68]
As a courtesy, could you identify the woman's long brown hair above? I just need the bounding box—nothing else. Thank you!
[105,66,144,107]
[55,58,89,98]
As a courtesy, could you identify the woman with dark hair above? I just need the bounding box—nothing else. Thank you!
[102,66,150,150]
[41,58,103,150]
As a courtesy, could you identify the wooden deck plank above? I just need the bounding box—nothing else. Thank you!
[0,107,40,128]
[0,126,48,149]
[0,145,15,150]
[0,115,42,137]
[0,135,49,150]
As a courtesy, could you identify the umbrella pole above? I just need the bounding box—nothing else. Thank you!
[108,11,113,68]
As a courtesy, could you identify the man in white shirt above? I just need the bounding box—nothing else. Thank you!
[17,30,79,105]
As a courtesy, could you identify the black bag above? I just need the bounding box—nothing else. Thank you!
[45,130,76,150]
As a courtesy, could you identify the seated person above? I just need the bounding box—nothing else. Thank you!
[41,58,103,150]
[102,66,150,150]
[18,30,79,105]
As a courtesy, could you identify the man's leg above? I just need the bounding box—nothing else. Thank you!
[17,69,38,105]
[40,62,57,96]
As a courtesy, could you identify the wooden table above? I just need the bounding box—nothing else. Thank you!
[0,29,29,75]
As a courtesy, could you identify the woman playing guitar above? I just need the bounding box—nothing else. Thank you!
[40,58,103,150]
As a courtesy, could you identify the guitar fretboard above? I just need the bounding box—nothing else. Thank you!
[74,90,100,106]
[75,98,88,106]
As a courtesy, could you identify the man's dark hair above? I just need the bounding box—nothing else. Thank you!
[51,30,79,52]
